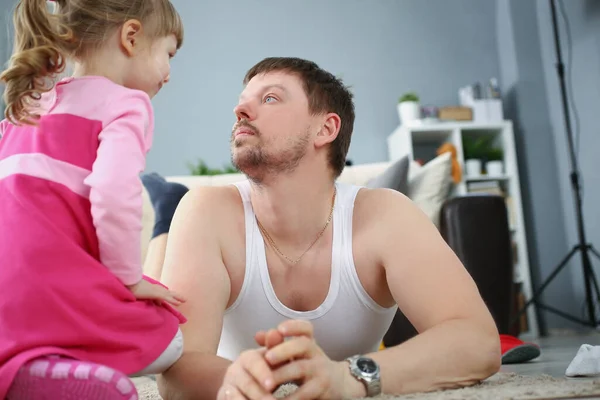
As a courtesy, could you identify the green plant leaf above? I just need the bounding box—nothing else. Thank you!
[187,159,239,176]
[399,91,420,103]
[486,147,504,161]
[462,136,503,160]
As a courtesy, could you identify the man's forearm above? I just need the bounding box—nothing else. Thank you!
[345,318,501,397]
[158,351,232,400]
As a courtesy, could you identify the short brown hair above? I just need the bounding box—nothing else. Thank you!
[1,0,184,126]
[243,57,355,178]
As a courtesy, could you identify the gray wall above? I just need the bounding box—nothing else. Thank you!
[496,1,574,333]
[535,0,600,326]
[495,0,600,331]
[150,0,499,175]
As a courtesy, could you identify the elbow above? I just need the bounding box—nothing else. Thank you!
[474,324,502,380]
[455,317,502,386]
[483,339,502,379]
[452,327,501,390]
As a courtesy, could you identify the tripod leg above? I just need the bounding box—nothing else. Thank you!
[589,265,600,322]
[511,245,579,324]
[582,246,600,325]
[589,245,600,262]
[581,249,597,327]
[537,303,594,326]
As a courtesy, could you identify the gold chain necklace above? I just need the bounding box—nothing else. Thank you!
[256,187,336,265]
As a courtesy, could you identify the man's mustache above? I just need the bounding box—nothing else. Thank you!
[232,120,260,137]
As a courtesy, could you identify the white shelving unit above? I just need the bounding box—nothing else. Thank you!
[387,120,539,339]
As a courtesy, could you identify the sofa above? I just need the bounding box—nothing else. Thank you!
[140,153,455,264]
[140,152,515,345]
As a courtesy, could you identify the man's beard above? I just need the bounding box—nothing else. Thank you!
[230,121,310,184]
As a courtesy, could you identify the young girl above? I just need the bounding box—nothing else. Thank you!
[0,0,187,398]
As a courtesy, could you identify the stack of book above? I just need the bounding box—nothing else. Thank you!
[466,181,515,230]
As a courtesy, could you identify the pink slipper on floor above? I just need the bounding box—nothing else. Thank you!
[501,334,541,364]
[7,356,138,400]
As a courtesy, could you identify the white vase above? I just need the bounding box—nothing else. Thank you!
[465,159,482,177]
[486,160,504,176]
[397,101,421,126]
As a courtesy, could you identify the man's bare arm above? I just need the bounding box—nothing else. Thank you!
[346,189,501,396]
[156,187,234,400]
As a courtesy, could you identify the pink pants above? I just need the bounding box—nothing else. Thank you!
[6,328,184,400]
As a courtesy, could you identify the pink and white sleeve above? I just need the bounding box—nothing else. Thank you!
[0,119,7,139]
[84,92,153,286]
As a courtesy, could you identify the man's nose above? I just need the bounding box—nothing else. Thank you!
[233,101,255,122]
[163,74,170,84]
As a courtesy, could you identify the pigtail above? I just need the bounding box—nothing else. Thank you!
[0,0,72,125]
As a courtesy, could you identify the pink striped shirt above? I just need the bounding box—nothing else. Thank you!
[0,76,185,398]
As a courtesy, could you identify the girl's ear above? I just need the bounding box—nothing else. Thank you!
[120,19,143,57]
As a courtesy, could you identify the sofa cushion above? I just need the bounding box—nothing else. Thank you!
[336,162,391,186]
[168,173,246,188]
[407,152,453,227]
[365,155,410,194]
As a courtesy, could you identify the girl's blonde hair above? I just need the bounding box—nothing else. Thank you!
[0,0,184,125]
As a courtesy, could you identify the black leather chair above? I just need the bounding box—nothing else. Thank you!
[383,194,515,346]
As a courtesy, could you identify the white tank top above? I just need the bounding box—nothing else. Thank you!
[217,180,398,362]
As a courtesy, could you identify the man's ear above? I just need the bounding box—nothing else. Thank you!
[314,113,341,148]
[120,19,143,57]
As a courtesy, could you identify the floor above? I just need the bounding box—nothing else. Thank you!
[501,330,600,378]
[132,331,600,399]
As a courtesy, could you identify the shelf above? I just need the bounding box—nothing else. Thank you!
[465,175,511,182]
[404,121,510,132]
[387,120,538,337]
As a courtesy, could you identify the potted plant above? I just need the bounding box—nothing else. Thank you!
[462,136,504,177]
[186,159,238,176]
[397,92,421,126]
[484,147,504,176]
[462,136,489,177]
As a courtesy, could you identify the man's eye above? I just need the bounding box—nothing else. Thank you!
[264,96,277,103]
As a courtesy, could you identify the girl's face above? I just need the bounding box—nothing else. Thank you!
[125,34,178,99]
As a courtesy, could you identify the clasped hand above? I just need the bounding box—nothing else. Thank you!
[218,320,349,400]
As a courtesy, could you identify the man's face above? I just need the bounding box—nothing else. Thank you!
[230,71,315,181]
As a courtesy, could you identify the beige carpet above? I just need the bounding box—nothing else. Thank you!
[133,372,600,399]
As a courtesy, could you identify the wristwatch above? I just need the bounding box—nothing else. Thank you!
[345,355,382,397]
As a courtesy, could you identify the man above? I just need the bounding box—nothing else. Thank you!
[156,57,501,400]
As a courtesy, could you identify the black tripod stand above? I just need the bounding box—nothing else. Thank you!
[513,0,600,330]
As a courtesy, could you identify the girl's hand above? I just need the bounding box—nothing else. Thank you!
[127,279,186,306]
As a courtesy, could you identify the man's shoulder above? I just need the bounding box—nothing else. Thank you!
[352,186,435,235]
[354,187,413,220]
[186,183,242,201]
[178,183,244,222]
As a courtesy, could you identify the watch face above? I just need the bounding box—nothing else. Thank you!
[357,357,378,374]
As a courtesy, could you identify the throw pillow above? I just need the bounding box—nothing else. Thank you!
[408,152,453,227]
[365,155,410,195]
